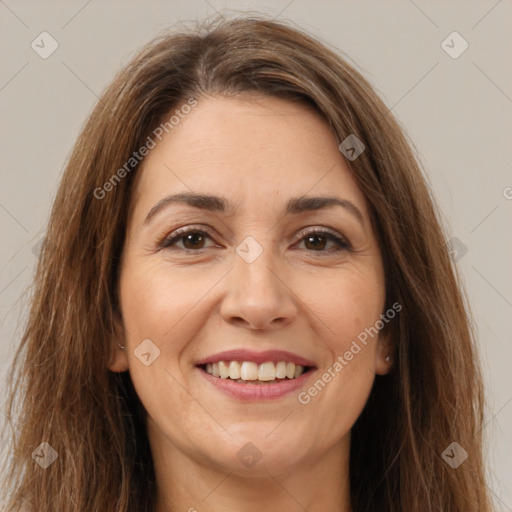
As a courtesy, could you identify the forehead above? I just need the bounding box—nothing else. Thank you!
[129,95,370,223]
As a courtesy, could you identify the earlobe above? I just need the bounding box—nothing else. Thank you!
[375,354,393,375]
[107,343,130,372]
[107,316,130,373]
[375,330,394,375]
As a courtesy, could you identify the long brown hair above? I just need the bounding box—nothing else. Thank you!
[1,14,493,512]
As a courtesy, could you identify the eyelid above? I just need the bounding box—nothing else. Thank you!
[295,225,349,243]
[158,224,351,252]
[157,224,214,249]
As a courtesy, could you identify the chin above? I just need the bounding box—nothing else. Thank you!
[202,428,307,475]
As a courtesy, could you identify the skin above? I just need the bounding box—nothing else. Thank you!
[108,94,392,512]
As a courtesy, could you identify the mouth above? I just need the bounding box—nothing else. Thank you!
[197,360,315,384]
[194,349,317,400]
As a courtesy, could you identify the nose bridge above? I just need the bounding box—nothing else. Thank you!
[233,233,282,293]
[220,232,296,329]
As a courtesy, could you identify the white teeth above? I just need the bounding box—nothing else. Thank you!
[219,361,230,379]
[286,362,295,379]
[203,360,308,382]
[228,361,241,380]
[240,361,258,380]
[276,361,287,379]
[258,362,276,381]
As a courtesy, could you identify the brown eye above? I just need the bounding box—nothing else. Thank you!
[180,232,207,250]
[161,228,214,251]
[303,233,328,250]
[160,226,350,255]
[296,229,350,254]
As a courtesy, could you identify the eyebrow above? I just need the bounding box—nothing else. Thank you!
[144,192,365,226]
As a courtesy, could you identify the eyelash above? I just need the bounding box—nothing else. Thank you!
[158,225,351,255]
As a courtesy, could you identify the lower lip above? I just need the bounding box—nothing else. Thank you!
[197,366,314,401]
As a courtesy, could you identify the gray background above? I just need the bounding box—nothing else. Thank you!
[1,0,510,509]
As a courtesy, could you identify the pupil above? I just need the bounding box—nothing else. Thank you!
[184,233,204,249]
[305,234,325,250]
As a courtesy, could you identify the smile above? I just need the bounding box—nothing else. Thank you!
[202,360,310,384]
[195,349,317,399]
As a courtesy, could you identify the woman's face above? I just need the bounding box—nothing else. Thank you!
[109,94,392,476]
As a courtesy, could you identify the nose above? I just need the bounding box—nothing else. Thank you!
[219,242,298,331]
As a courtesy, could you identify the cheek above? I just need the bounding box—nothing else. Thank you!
[307,264,385,350]
[119,259,207,345]
[118,260,206,429]
[295,266,384,412]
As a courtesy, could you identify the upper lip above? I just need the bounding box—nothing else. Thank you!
[195,349,317,368]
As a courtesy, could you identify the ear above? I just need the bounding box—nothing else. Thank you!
[107,313,130,373]
[374,326,394,376]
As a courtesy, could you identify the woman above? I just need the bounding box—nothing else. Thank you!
[1,14,493,512]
